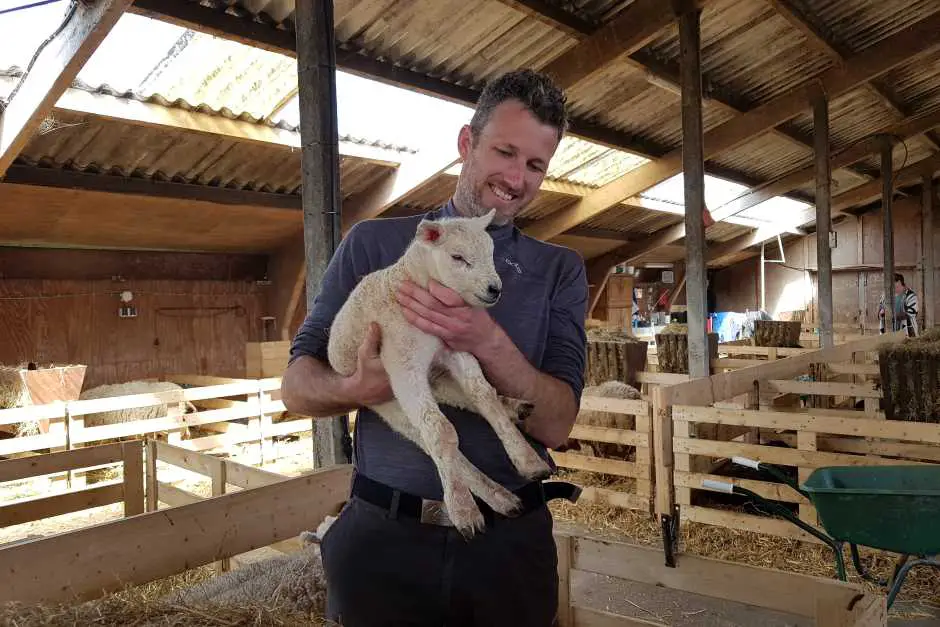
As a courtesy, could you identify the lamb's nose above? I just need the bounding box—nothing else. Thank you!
[487,284,501,298]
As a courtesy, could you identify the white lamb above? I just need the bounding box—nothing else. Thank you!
[327,209,551,538]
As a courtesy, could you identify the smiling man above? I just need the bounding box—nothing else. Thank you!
[281,69,589,627]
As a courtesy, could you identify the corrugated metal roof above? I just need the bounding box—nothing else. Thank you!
[807,0,940,53]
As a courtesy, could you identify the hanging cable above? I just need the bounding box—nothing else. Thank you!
[0,0,64,16]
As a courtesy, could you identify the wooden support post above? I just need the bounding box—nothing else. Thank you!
[121,440,145,517]
[677,2,709,379]
[924,175,936,329]
[145,439,158,512]
[882,137,896,333]
[554,534,573,627]
[210,457,230,574]
[295,0,350,467]
[814,90,834,348]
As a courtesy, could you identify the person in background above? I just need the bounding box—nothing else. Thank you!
[879,272,919,337]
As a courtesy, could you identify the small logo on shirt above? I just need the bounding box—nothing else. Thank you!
[503,257,523,274]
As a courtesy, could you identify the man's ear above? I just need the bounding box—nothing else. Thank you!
[458,125,472,161]
[417,220,446,246]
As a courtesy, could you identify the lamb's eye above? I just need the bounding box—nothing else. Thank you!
[451,254,465,262]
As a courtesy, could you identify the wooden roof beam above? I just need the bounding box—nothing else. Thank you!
[523,10,940,241]
[539,0,705,93]
[0,0,133,178]
[765,0,940,151]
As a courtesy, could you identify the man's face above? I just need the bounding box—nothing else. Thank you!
[895,280,904,295]
[453,99,560,226]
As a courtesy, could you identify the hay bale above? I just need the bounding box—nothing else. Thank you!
[879,328,940,423]
[0,365,28,411]
[654,326,718,374]
[753,320,802,347]
[585,328,648,387]
[79,380,193,428]
[571,380,642,459]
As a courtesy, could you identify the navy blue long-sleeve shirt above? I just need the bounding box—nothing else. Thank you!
[289,201,588,499]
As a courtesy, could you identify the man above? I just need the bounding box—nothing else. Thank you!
[879,273,919,337]
[281,69,588,626]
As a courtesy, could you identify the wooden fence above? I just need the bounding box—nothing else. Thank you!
[0,440,144,531]
[554,530,884,626]
[0,376,312,470]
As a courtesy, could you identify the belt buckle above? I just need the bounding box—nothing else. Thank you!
[419,499,453,526]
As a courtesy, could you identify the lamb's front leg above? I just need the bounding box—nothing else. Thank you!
[382,344,485,538]
[441,352,551,481]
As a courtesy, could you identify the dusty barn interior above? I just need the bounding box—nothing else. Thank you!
[0,0,939,625]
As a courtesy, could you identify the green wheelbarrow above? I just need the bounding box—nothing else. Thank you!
[701,458,940,609]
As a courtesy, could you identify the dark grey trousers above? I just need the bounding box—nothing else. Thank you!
[319,495,559,626]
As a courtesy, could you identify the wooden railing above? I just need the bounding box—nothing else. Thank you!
[0,440,144,529]
[0,377,311,468]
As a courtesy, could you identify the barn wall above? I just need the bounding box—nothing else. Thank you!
[713,195,939,330]
[0,249,270,390]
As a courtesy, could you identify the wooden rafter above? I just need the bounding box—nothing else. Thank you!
[0,0,134,177]
[764,0,940,150]
[523,11,940,242]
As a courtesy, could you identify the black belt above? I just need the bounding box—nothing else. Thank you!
[350,472,581,527]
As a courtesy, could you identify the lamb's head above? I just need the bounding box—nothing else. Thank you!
[414,209,502,308]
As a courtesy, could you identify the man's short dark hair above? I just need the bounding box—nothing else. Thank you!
[895,273,906,285]
[469,69,568,143]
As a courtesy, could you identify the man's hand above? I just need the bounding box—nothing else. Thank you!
[396,280,499,355]
[340,322,395,406]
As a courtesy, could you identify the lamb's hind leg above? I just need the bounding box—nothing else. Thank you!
[381,345,485,538]
[371,402,522,518]
[440,352,551,481]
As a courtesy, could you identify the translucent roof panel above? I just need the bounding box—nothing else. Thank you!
[272,71,474,153]
[640,173,751,210]
[0,1,73,68]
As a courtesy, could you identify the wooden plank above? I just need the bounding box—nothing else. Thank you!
[0,465,352,605]
[569,425,648,447]
[673,437,929,468]
[672,405,940,443]
[665,332,904,406]
[680,504,823,544]
[674,470,808,504]
[0,402,67,428]
[827,363,880,376]
[155,481,203,507]
[815,90,834,348]
[223,459,286,490]
[572,605,667,627]
[0,442,123,482]
[0,481,123,527]
[764,380,882,398]
[0,0,134,176]
[154,440,218,478]
[121,441,145,517]
[551,452,645,479]
[577,486,648,511]
[556,534,573,627]
[0,432,65,457]
[572,536,864,618]
[581,397,649,415]
[636,372,689,385]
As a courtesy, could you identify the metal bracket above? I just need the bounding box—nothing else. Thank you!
[661,504,680,568]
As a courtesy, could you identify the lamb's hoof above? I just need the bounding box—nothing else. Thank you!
[500,396,534,422]
[484,485,523,517]
[447,491,486,539]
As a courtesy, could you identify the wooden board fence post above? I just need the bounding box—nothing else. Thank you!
[121,440,145,517]
[555,533,574,627]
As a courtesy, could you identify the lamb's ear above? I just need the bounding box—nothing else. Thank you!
[416,219,446,246]
[476,208,497,228]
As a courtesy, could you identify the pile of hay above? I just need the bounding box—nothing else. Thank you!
[753,320,802,348]
[654,325,718,374]
[585,328,648,387]
[879,327,940,423]
[0,550,334,627]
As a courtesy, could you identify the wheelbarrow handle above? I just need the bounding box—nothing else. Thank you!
[702,479,735,494]
[732,456,761,470]
[731,456,805,496]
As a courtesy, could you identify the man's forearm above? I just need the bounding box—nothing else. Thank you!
[474,326,578,450]
[280,355,361,418]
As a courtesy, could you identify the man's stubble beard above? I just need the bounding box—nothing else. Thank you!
[453,167,514,227]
